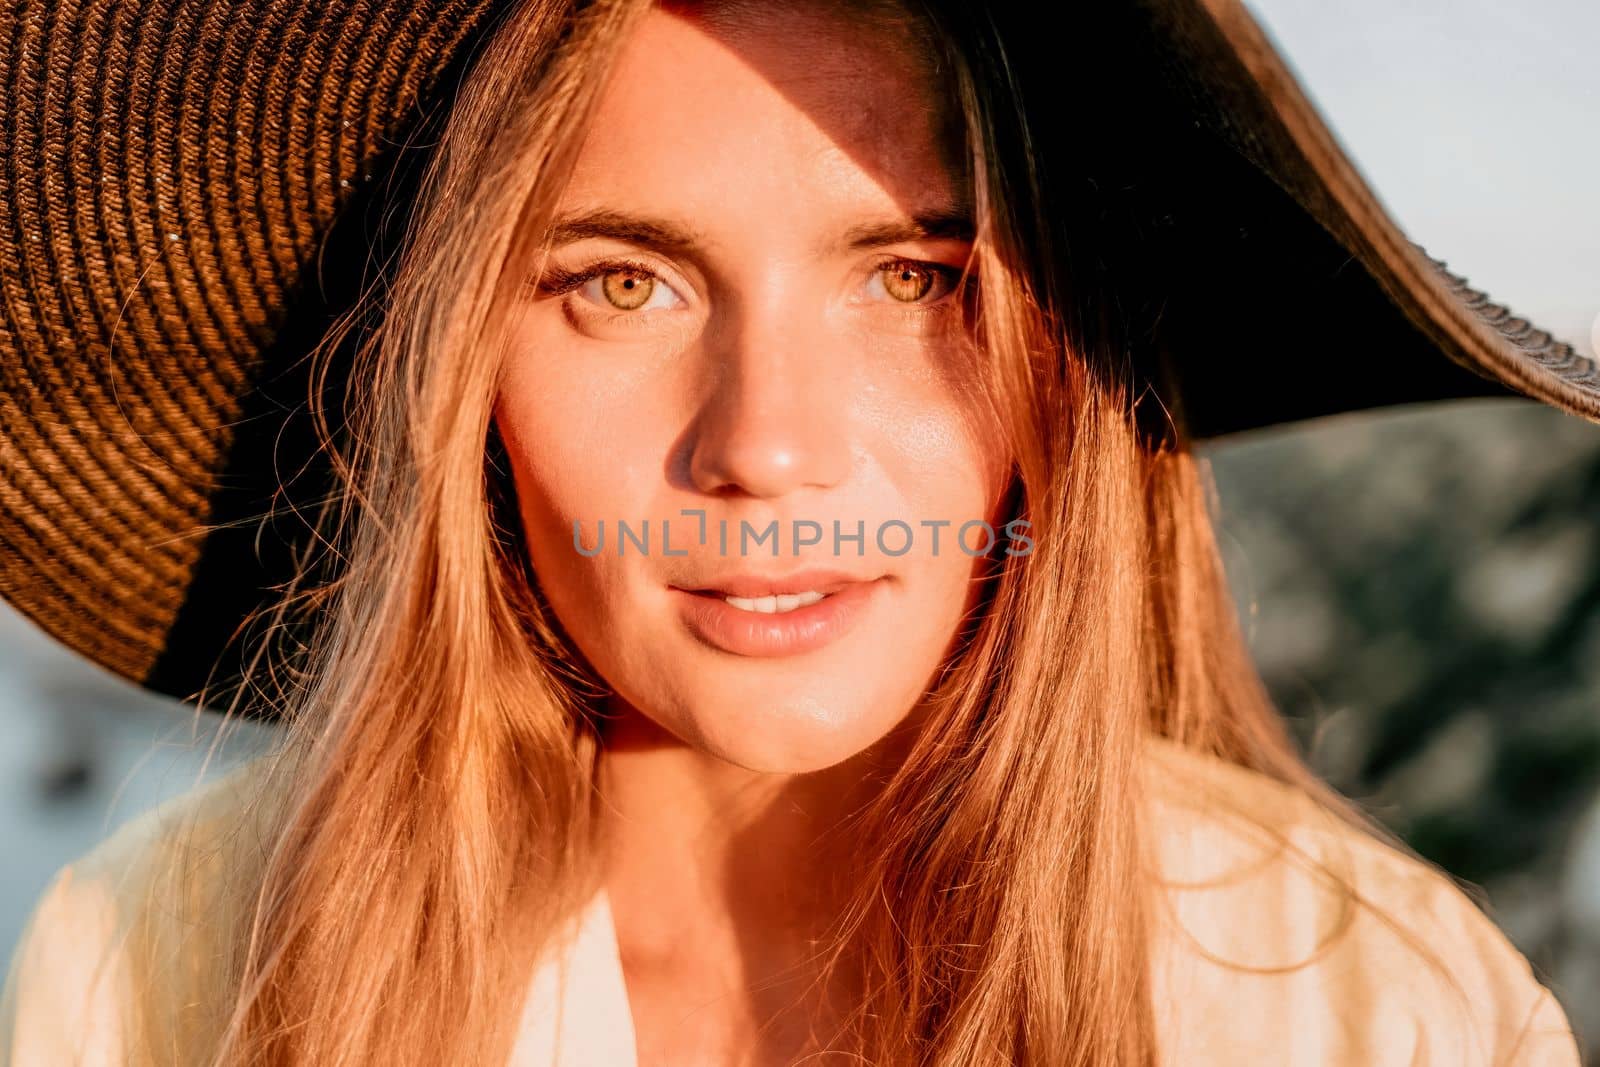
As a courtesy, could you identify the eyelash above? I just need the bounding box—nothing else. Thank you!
[868,257,966,323]
[531,256,662,331]
[531,254,966,330]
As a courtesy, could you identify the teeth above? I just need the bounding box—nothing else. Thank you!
[724,590,827,613]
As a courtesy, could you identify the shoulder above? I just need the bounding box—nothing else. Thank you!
[1140,734,1580,1066]
[0,756,280,1067]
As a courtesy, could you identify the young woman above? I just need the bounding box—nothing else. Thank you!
[0,0,1593,1064]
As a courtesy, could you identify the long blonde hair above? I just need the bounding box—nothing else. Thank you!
[130,1,1409,1063]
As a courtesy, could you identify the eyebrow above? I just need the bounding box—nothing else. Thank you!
[543,210,707,256]
[835,209,976,250]
[541,206,976,257]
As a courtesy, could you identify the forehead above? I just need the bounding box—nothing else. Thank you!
[559,4,969,237]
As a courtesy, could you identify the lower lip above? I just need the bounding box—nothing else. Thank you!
[671,580,882,658]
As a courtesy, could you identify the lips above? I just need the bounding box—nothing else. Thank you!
[676,569,874,599]
[670,572,884,657]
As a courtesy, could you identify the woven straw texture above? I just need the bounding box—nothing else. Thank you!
[0,0,496,696]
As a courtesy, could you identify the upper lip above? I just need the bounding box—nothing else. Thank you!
[673,569,879,598]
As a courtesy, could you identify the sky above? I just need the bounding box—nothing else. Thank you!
[1243,0,1599,357]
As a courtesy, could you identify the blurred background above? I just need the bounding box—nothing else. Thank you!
[1,0,1596,1057]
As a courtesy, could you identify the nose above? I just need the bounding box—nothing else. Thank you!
[686,315,852,499]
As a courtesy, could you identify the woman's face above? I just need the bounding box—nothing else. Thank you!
[496,2,1010,773]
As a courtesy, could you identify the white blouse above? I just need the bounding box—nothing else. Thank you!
[0,735,1581,1065]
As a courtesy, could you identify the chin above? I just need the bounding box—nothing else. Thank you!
[675,684,910,774]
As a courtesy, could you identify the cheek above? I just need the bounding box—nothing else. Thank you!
[859,337,1009,536]
[496,320,669,536]
[495,391,600,560]
[856,352,1011,643]
[492,332,672,634]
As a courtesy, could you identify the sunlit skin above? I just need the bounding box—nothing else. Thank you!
[494,2,1010,1061]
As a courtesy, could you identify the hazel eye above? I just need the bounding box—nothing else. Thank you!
[580,267,680,312]
[868,260,958,305]
[885,264,932,302]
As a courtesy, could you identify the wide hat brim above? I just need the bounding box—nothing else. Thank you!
[1,0,1597,711]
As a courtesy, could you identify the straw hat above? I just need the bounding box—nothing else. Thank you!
[2,0,1596,710]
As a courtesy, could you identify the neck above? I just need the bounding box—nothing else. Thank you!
[594,700,917,1060]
